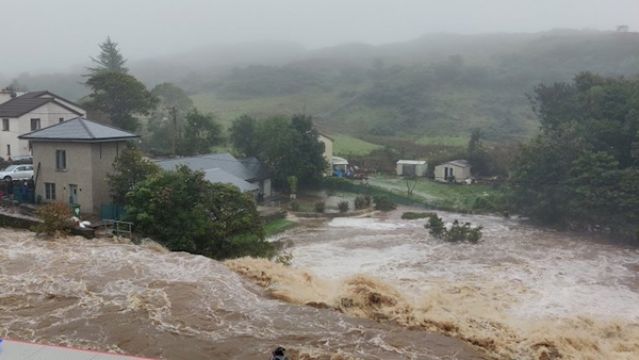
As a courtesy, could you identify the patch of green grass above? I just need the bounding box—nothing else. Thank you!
[264,218,297,237]
[333,134,382,156]
[415,135,468,147]
[368,176,506,213]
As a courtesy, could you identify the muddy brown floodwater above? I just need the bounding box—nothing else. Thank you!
[229,208,639,359]
[0,228,481,360]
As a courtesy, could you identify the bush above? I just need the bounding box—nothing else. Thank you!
[425,215,483,243]
[338,201,349,213]
[402,211,437,220]
[289,201,301,211]
[445,220,483,243]
[314,201,325,213]
[354,195,371,210]
[425,214,446,237]
[34,202,73,236]
[373,195,396,211]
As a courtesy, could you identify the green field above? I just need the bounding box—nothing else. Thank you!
[368,176,506,212]
[333,134,382,156]
[415,135,469,147]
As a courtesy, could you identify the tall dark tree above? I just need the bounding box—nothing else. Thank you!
[84,71,157,131]
[146,83,194,155]
[511,72,639,236]
[230,115,259,156]
[180,110,223,155]
[249,115,327,188]
[87,37,128,75]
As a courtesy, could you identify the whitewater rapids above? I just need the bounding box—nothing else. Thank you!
[228,209,639,359]
[0,228,479,359]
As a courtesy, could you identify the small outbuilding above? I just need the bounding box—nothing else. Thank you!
[331,156,349,176]
[396,160,427,177]
[434,160,472,183]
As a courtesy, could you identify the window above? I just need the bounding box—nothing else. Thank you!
[45,183,56,200]
[59,117,64,123]
[6,144,10,157]
[30,118,41,131]
[55,150,66,170]
[2,118,8,131]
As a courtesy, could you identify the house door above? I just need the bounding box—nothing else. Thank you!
[69,184,78,204]
[404,164,416,176]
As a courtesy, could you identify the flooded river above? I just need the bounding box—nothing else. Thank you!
[230,209,639,359]
[0,228,479,360]
[2,208,638,359]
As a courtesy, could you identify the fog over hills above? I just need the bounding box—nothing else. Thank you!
[4,29,639,140]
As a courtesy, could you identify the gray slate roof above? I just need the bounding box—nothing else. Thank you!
[18,117,139,142]
[156,153,268,181]
[203,168,259,192]
[0,91,83,118]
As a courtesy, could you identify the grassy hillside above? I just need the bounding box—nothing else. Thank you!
[10,30,639,156]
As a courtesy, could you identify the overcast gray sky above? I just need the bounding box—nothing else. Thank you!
[2,0,638,74]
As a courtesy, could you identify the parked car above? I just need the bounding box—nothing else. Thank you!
[0,164,34,181]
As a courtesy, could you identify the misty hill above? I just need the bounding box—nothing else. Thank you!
[10,30,639,143]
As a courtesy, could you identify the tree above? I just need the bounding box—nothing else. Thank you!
[230,115,259,156]
[253,115,327,188]
[146,83,194,155]
[87,37,128,75]
[180,110,223,155]
[84,71,157,131]
[510,73,639,236]
[107,145,161,205]
[125,166,270,259]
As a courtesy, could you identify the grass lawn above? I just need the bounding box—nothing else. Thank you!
[367,176,505,213]
[264,218,297,237]
[415,135,469,147]
[333,134,382,156]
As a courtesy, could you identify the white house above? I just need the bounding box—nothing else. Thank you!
[0,91,85,159]
[434,160,472,183]
[396,160,428,177]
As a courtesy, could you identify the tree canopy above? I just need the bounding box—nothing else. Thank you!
[84,71,157,131]
[229,114,327,188]
[510,72,639,236]
[107,145,161,205]
[145,83,195,155]
[87,37,128,75]
[125,166,271,259]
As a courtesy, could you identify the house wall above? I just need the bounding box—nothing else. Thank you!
[396,163,428,177]
[318,134,333,170]
[33,141,124,214]
[434,164,472,182]
[1,102,83,158]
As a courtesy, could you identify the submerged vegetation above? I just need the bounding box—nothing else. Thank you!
[425,214,483,243]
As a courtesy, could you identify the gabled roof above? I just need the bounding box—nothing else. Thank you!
[21,90,84,109]
[156,153,269,181]
[397,160,427,165]
[0,91,84,118]
[203,168,259,193]
[18,117,139,143]
[439,160,471,168]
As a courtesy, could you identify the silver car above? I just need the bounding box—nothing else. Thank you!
[0,164,34,181]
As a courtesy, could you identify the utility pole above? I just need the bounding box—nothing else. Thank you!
[170,106,178,157]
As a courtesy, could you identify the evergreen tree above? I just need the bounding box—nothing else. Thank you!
[87,37,128,75]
